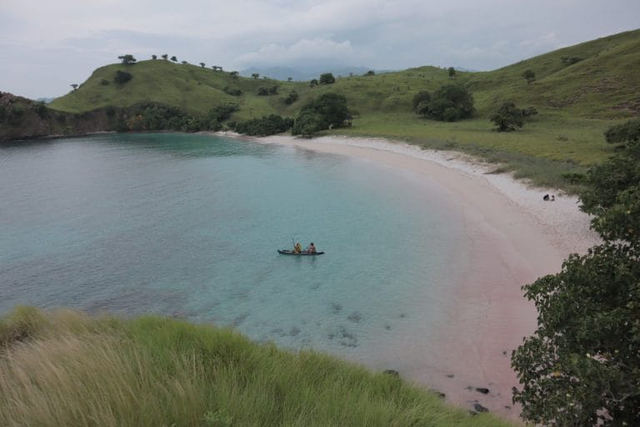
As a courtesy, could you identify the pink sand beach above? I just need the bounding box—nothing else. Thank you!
[221,132,601,420]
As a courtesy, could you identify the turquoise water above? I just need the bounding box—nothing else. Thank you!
[0,133,466,365]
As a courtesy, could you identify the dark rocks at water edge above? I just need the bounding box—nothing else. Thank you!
[475,387,490,394]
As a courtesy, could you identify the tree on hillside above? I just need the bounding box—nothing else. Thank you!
[448,67,456,78]
[118,54,137,65]
[251,73,260,79]
[170,56,178,62]
[365,70,375,76]
[70,84,78,91]
[512,119,640,426]
[309,79,319,87]
[200,62,205,68]
[413,84,474,122]
[229,71,239,80]
[114,70,133,84]
[287,77,293,82]
[161,54,168,60]
[151,54,157,60]
[181,60,188,65]
[490,101,524,132]
[522,69,536,84]
[319,73,335,85]
[284,90,298,105]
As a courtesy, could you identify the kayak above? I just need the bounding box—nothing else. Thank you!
[278,250,325,256]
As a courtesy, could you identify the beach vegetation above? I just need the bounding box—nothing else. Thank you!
[522,69,535,84]
[232,114,293,136]
[512,119,640,426]
[319,72,336,85]
[0,307,514,427]
[118,54,137,65]
[292,92,351,137]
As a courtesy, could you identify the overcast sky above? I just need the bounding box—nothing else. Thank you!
[1,0,638,99]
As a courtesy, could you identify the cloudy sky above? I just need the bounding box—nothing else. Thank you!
[1,0,638,99]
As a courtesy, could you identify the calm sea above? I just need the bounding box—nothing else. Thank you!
[0,133,467,368]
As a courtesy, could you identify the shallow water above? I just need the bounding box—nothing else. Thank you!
[0,133,467,365]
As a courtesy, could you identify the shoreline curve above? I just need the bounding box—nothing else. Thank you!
[215,131,601,420]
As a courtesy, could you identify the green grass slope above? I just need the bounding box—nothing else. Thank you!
[0,307,515,427]
[48,30,640,190]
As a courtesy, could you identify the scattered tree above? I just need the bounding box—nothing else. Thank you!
[170,56,178,62]
[151,54,157,60]
[200,62,205,68]
[522,69,536,84]
[490,101,524,132]
[365,70,375,76]
[309,79,318,87]
[319,72,336,85]
[70,84,79,91]
[287,77,293,82]
[161,54,168,60]
[251,73,260,79]
[448,67,456,78]
[512,119,640,426]
[118,54,137,65]
[223,87,243,96]
[229,71,239,80]
[181,60,188,65]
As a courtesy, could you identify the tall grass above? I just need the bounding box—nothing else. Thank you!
[0,307,516,426]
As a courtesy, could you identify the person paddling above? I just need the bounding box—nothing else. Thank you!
[293,242,302,254]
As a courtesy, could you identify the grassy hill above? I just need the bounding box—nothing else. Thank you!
[0,307,514,427]
[46,29,640,190]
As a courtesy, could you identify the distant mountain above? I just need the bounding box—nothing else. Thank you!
[239,66,390,81]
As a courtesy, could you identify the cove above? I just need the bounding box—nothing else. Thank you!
[0,133,467,364]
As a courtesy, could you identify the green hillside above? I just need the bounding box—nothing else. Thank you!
[47,29,640,190]
[0,307,514,426]
[51,29,640,121]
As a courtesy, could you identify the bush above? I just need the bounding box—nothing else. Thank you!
[223,87,242,96]
[114,70,133,84]
[284,90,299,105]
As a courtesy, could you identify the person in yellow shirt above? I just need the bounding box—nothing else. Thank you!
[293,242,302,253]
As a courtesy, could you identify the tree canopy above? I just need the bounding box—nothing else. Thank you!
[490,101,524,132]
[319,73,336,85]
[413,84,474,122]
[118,54,137,65]
[292,93,351,137]
[512,119,640,426]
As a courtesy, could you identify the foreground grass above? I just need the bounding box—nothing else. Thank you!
[0,307,515,427]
